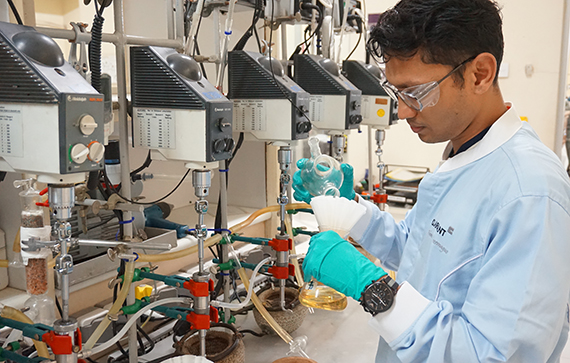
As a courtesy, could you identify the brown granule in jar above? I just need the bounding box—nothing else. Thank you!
[21,215,44,228]
[25,258,48,295]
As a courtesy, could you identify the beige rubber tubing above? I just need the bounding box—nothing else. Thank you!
[0,259,7,268]
[237,267,293,344]
[136,202,310,263]
[1,305,50,358]
[83,261,136,350]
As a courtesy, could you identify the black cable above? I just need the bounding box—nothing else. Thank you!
[213,130,244,237]
[137,325,155,354]
[233,0,263,52]
[290,3,323,57]
[102,165,190,205]
[136,330,145,355]
[112,262,128,359]
[130,150,152,180]
[145,352,178,363]
[344,23,363,61]
[6,0,23,25]
[89,0,105,93]
[194,40,208,80]
[239,329,265,337]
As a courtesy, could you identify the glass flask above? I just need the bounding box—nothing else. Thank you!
[298,280,348,311]
[300,137,344,197]
[298,226,349,311]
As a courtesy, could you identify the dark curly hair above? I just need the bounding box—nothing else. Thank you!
[367,0,504,84]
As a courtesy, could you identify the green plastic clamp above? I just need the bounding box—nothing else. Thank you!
[117,266,151,283]
[121,300,143,315]
[287,208,314,214]
[219,310,235,324]
[227,315,236,324]
[217,260,236,271]
[219,236,232,245]
[7,341,20,352]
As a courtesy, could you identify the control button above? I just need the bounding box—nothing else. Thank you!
[296,121,312,134]
[377,109,386,118]
[224,138,235,153]
[88,141,105,163]
[70,143,89,164]
[352,101,361,111]
[213,139,227,153]
[217,118,231,132]
[349,114,363,125]
[78,114,98,135]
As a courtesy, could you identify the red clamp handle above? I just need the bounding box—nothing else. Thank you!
[371,193,388,204]
[42,331,73,355]
[268,263,295,280]
[183,280,209,297]
[35,188,49,207]
[268,238,292,252]
[210,306,219,323]
[187,311,211,330]
[75,328,82,350]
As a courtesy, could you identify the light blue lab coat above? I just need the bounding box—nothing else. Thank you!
[350,105,570,363]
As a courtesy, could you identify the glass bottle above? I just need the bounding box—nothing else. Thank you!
[300,137,344,197]
[14,178,56,325]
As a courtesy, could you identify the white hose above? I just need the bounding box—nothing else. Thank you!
[210,257,272,309]
[82,297,190,358]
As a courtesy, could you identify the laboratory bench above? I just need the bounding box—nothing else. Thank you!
[102,203,411,363]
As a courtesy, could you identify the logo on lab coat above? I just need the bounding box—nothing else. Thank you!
[431,219,447,237]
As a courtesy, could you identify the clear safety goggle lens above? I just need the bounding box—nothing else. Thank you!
[400,81,440,112]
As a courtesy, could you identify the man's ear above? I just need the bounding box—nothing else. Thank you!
[468,53,497,94]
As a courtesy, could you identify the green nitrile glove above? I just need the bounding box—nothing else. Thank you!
[292,159,356,204]
[302,230,387,300]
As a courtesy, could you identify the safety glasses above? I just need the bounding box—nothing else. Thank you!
[379,56,476,112]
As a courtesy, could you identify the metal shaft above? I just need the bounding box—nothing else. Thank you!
[277,146,292,235]
[200,329,207,356]
[192,169,211,355]
[375,129,386,211]
[332,134,345,162]
[61,274,70,321]
[276,146,293,312]
[219,169,230,322]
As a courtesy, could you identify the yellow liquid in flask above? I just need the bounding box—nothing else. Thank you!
[298,279,348,311]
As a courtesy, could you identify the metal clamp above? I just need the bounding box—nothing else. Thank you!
[194,200,209,214]
[68,22,90,79]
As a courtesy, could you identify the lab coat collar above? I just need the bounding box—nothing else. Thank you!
[436,103,522,173]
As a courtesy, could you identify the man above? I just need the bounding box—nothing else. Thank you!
[293,0,570,362]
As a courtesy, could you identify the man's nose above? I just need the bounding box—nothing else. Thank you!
[397,99,418,120]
